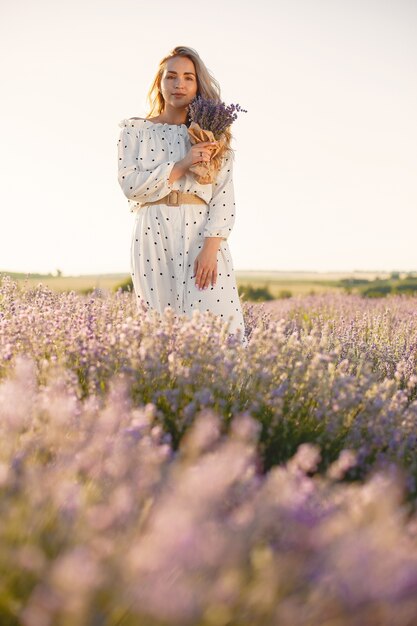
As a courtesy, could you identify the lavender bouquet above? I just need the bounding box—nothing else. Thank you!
[186,96,247,184]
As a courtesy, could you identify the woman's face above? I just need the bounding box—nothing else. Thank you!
[159,56,198,111]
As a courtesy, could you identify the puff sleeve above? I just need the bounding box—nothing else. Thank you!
[117,120,176,206]
[203,153,236,241]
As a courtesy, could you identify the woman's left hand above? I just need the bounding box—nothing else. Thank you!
[193,240,221,289]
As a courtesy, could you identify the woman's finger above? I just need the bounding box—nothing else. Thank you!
[194,149,212,163]
[211,268,217,287]
[202,271,212,289]
[196,269,209,289]
[195,268,206,287]
[194,146,211,155]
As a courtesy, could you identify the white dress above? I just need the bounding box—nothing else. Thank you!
[117,117,247,344]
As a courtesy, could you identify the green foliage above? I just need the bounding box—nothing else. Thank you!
[395,282,417,295]
[113,276,133,293]
[238,283,275,301]
[360,281,417,298]
[339,277,370,294]
[277,289,292,299]
[337,274,417,298]
[361,285,392,298]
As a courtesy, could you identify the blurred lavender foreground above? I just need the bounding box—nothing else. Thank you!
[2,275,417,625]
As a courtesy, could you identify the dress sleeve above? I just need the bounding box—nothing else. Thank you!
[117,121,176,205]
[203,153,236,241]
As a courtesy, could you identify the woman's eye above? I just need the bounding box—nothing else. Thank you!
[166,75,193,80]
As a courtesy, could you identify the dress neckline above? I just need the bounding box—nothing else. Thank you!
[143,118,187,129]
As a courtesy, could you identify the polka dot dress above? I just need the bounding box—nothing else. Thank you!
[117,117,247,345]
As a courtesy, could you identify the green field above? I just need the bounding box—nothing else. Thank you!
[0,269,397,297]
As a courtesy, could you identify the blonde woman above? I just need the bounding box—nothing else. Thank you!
[117,45,247,346]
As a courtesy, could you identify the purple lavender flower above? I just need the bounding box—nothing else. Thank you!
[187,95,247,139]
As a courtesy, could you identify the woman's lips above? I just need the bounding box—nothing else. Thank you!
[173,94,185,97]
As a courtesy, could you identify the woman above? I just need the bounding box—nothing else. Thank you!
[117,45,247,346]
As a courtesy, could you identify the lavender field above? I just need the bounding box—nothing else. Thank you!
[2,273,417,625]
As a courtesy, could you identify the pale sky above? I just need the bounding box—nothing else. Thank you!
[1,0,416,275]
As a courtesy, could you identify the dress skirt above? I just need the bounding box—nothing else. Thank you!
[130,201,247,344]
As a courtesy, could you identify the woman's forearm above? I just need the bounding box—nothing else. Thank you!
[168,160,188,185]
[203,236,223,252]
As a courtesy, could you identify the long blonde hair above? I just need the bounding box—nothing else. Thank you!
[145,46,234,158]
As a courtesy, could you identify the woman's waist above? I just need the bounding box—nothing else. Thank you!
[129,191,210,211]
[143,190,207,207]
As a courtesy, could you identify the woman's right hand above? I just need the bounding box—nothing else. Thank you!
[180,141,217,171]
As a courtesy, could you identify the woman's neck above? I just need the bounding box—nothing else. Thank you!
[156,105,188,126]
